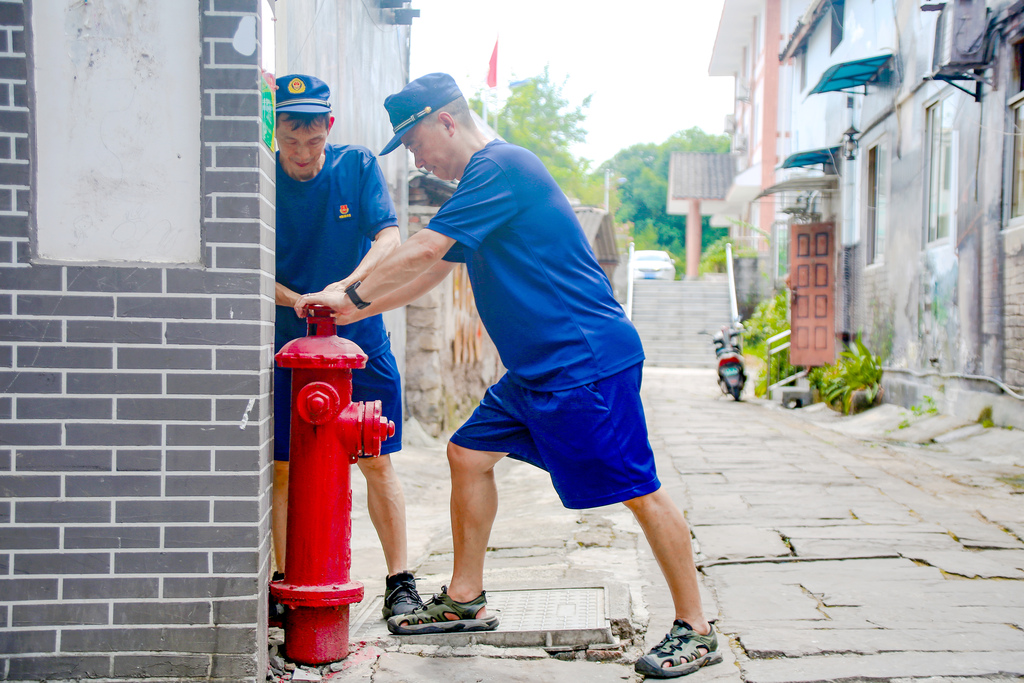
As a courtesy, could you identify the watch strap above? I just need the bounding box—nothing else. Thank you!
[344,281,371,310]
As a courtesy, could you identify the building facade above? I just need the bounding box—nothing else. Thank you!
[712,0,1024,426]
[709,0,782,254]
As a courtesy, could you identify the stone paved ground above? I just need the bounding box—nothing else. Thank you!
[279,367,1024,682]
[643,369,1024,683]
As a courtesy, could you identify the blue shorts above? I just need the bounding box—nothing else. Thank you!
[274,349,403,461]
[450,362,660,510]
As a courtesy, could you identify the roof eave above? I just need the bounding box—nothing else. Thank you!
[780,0,830,62]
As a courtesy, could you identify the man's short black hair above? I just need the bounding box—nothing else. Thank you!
[436,97,475,128]
[277,111,331,132]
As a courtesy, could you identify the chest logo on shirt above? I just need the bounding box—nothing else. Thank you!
[338,204,351,219]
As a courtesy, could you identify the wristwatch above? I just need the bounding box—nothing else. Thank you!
[344,281,371,310]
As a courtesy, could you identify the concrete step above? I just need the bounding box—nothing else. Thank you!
[632,278,731,369]
[633,321,731,331]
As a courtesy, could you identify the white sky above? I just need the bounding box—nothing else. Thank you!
[408,0,735,166]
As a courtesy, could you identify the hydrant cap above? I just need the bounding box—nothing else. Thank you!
[275,335,367,369]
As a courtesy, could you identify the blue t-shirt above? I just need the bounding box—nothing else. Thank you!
[275,144,396,357]
[432,140,644,391]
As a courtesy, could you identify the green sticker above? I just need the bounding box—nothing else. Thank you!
[261,77,275,149]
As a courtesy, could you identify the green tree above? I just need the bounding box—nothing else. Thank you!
[471,67,602,204]
[604,128,731,263]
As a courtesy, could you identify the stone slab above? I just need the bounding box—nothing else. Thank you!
[885,414,975,444]
[369,651,634,683]
[705,578,826,622]
[692,524,792,561]
[933,422,987,443]
[741,650,1024,682]
[349,587,614,649]
[737,624,1024,657]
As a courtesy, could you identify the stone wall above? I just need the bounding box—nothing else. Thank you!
[1005,228,1024,388]
[404,207,502,437]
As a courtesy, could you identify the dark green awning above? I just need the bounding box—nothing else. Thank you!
[781,147,840,169]
[809,54,893,95]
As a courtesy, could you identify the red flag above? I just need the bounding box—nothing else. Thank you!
[487,38,498,88]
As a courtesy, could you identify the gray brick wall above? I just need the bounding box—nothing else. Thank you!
[1006,247,1024,388]
[0,1,274,680]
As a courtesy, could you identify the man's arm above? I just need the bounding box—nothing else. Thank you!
[323,225,400,293]
[295,228,456,319]
[276,282,301,308]
[315,258,456,326]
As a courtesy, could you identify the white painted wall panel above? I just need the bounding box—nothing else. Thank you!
[33,1,201,263]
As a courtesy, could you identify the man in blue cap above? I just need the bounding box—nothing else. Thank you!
[271,74,422,620]
[295,73,721,678]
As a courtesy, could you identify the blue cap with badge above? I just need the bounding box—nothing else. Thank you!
[275,74,332,114]
[380,73,463,155]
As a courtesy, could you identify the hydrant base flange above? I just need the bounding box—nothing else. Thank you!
[284,604,353,665]
[270,580,363,607]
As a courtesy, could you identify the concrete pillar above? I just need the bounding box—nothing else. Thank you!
[687,198,702,279]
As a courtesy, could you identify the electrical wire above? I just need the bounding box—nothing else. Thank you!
[882,366,1024,400]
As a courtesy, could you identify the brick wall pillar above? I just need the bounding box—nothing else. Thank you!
[0,1,274,680]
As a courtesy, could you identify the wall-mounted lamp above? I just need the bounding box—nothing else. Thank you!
[842,125,859,161]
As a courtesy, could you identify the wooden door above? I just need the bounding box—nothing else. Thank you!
[789,222,836,367]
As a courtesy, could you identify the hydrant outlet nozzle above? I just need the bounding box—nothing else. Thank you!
[296,382,342,425]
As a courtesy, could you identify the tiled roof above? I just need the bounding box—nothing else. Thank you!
[574,206,619,266]
[668,152,736,200]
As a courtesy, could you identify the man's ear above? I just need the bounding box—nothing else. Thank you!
[328,115,335,132]
[438,111,456,135]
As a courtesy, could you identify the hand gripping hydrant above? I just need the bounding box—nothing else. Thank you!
[270,304,395,665]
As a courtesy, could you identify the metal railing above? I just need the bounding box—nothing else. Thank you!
[725,242,739,324]
[625,241,635,320]
[765,329,793,400]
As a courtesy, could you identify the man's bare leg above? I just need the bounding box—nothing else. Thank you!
[444,442,505,614]
[356,453,408,575]
[622,488,711,635]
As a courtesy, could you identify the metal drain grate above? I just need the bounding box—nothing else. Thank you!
[349,587,613,648]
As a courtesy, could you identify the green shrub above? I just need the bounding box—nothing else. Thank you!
[699,236,755,275]
[811,336,883,414]
[742,290,798,397]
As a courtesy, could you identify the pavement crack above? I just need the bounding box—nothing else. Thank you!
[798,584,832,620]
[777,530,795,554]
[977,510,1024,544]
[697,553,900,569]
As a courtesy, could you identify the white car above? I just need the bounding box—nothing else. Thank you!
[632,250,676,281]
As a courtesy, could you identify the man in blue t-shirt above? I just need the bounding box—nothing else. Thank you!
[296,74,721,678]
[272,74,422,620]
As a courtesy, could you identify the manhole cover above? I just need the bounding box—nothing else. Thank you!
[350,586,613,648]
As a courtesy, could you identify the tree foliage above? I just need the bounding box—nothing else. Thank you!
[472,71,732,263]
[605,128,732,264]
[472,67,602,205]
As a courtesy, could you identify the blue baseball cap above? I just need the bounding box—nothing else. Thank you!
[275,74,332,114]
[380,73,463,155]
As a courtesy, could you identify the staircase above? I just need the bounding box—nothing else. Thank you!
[630,276,732,368]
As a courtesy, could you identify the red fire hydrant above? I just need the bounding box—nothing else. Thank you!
[270,305,395,665]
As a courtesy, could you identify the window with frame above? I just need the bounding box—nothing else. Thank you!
[753,14,761,58]
[774,221,790,282]
[926,97,956,243]
[830,0,845,53]
[1010,42,1024,220]
[1011,95,1024,219]
[866,142,888,264]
